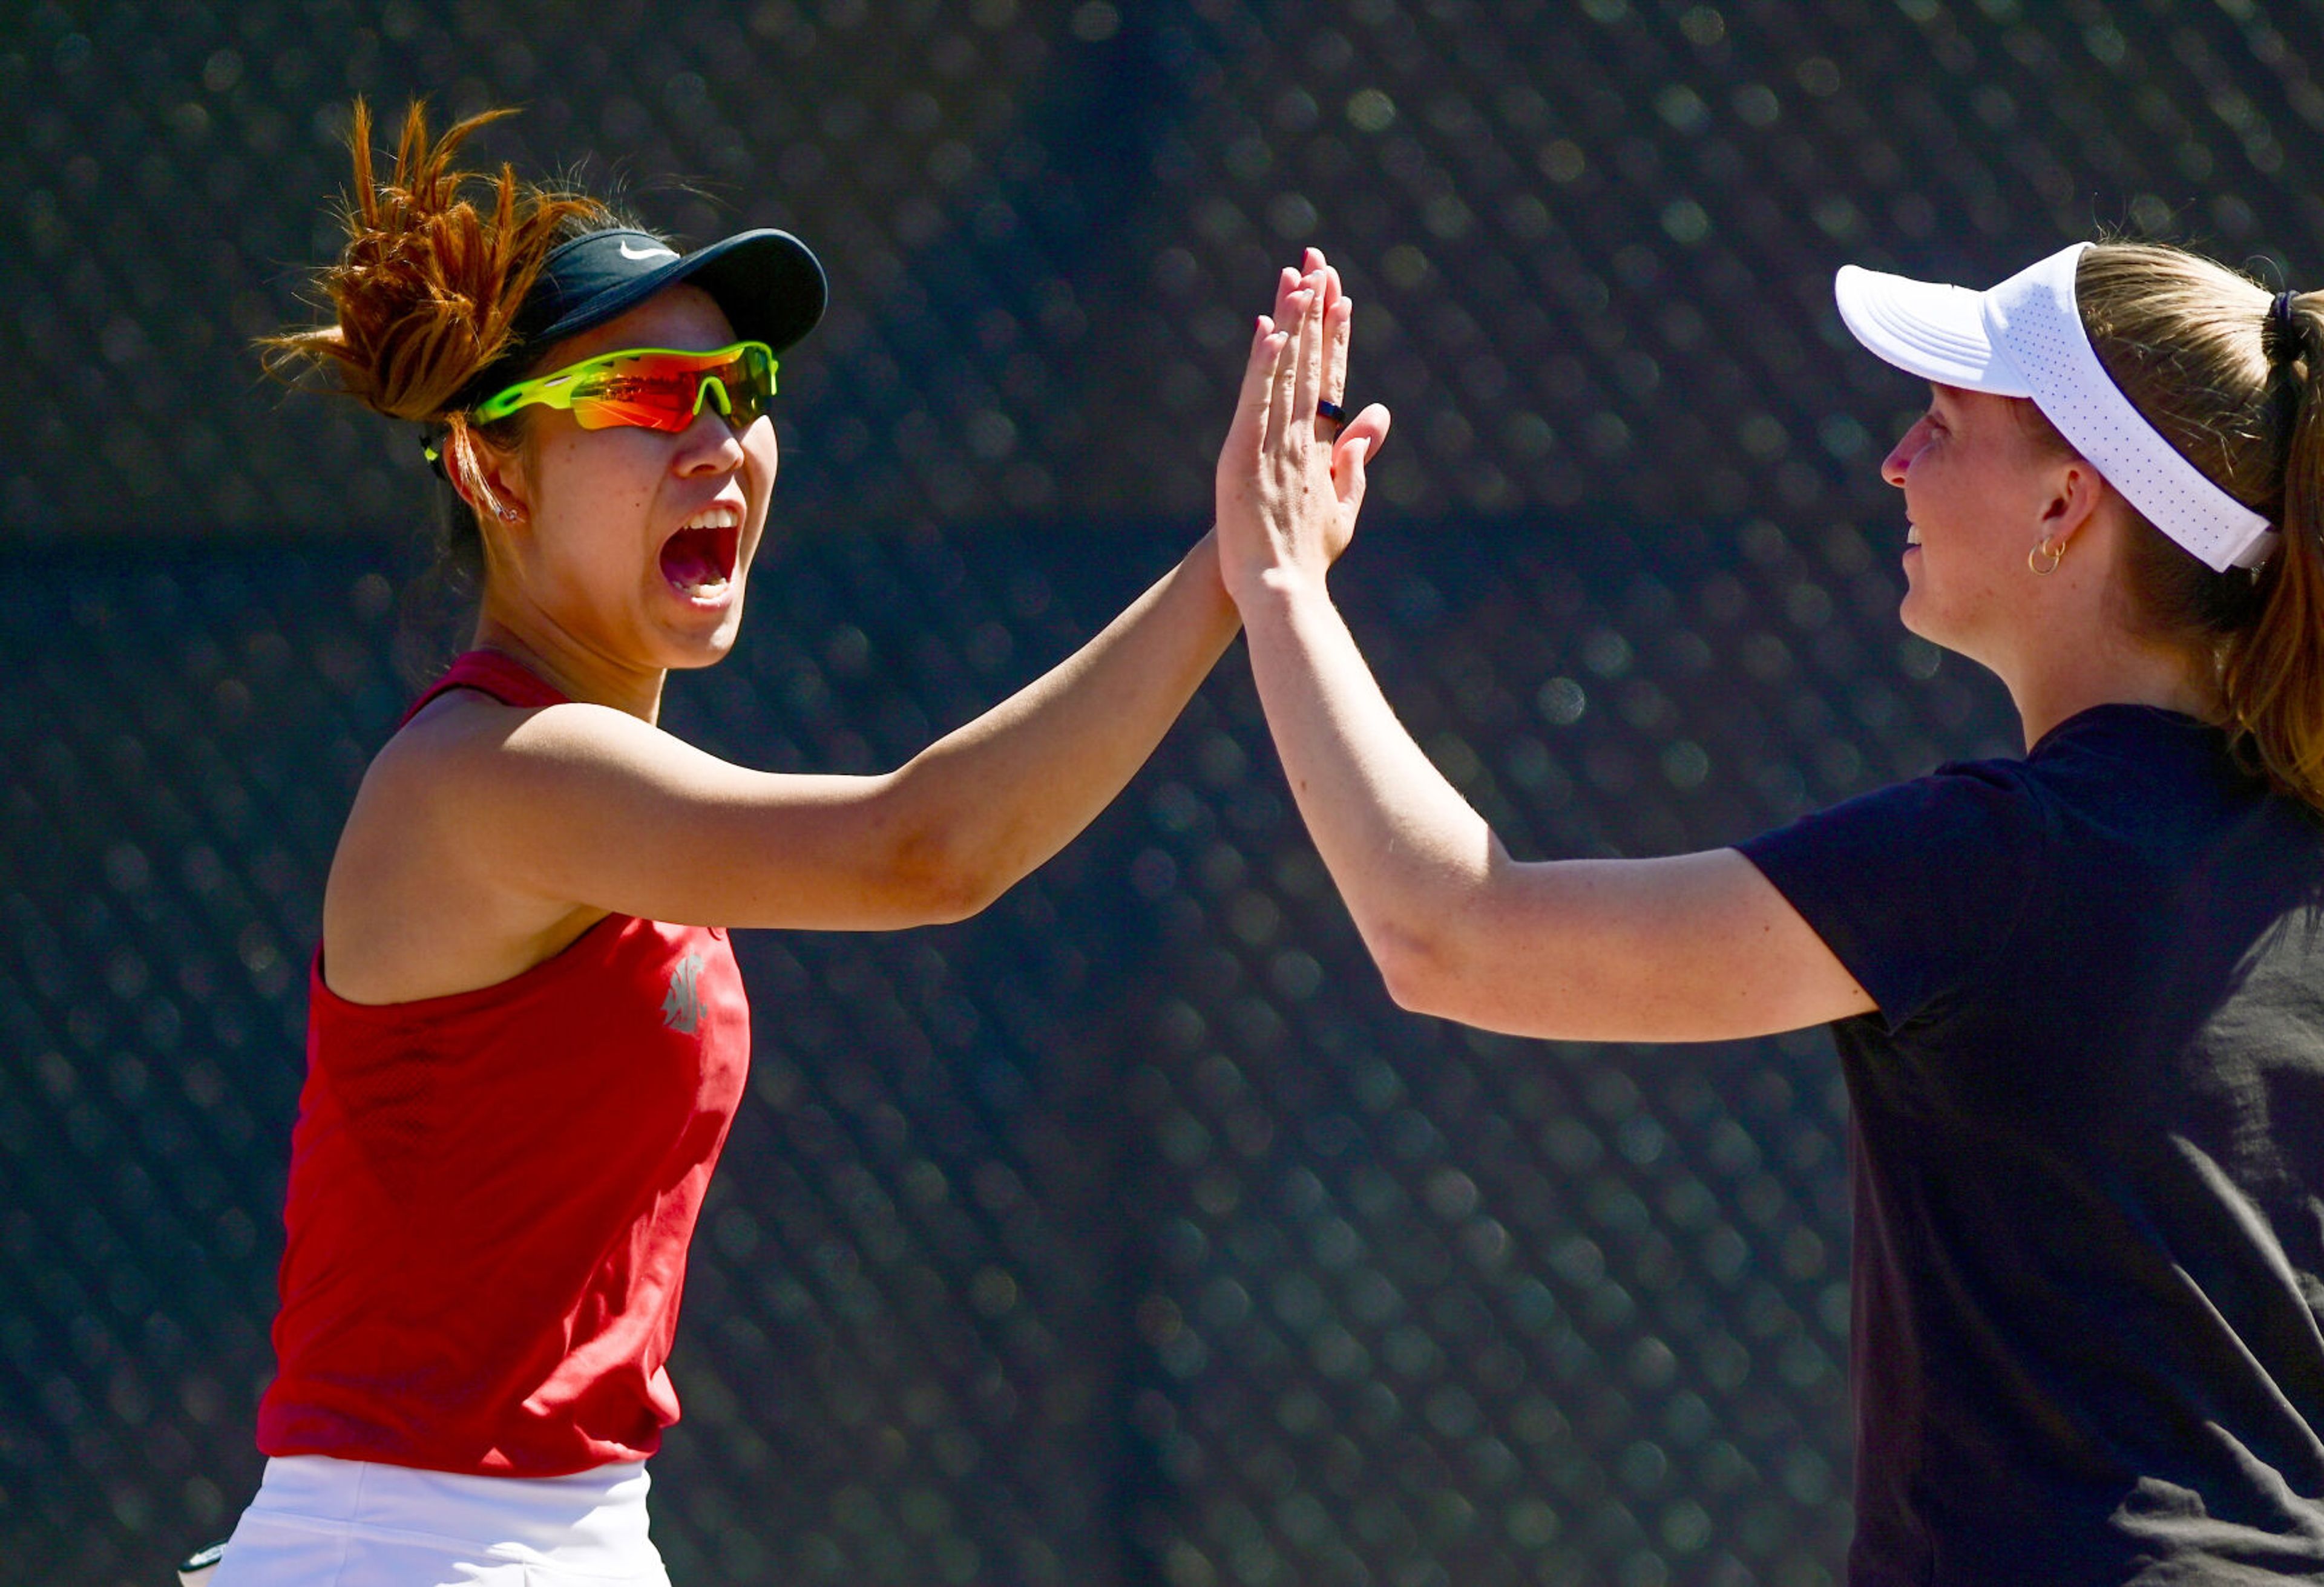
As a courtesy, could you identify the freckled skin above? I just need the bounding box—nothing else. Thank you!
[1882,384,2066,680]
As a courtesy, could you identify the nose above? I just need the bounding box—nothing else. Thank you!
[1881,415,1932,488]
[673,401,747,476]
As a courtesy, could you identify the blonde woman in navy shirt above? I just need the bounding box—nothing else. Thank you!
[1228,247,2324,1582]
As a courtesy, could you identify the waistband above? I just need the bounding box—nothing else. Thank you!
[238,1454,655,1568]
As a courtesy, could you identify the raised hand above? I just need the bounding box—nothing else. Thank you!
[1215,247,1393,606]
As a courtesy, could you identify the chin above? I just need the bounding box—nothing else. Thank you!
[1895,594,2000,677]
[644,570,751,669]
[663,625,743,672]
[1895,568,1949,647]
[1897,603,1956,652]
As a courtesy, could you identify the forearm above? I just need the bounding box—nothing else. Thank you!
[1236,566,1500,977]
[887,531,1241,909]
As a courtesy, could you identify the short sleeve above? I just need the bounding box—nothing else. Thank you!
[1738,762,2052,1029]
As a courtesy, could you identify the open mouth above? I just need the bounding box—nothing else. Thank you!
[660,505,743,599]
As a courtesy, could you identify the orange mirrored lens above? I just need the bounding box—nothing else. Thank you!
[566,351,773,432]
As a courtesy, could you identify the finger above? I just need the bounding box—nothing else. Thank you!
[1322,293,1354,420]
[1328,299,1353,395]
[1241,313,1281,404]
[1267,288,1315,452]
[1333,403,1393,511]
[1268,290,1313,451]
[1226,315,1286,469]
[1318,270,1347,398]
[1292,278,1327,446]
[1271,267,1311,378]
[1272,266,1302,329]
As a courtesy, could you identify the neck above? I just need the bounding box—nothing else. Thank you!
[2002,630,2215,750]
[470,611,668,723]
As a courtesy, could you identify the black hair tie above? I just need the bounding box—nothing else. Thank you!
[2264,289,2305,367]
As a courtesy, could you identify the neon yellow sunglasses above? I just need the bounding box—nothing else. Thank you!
[472,341,778,431]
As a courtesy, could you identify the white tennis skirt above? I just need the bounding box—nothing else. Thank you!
[206,1454,669,1587]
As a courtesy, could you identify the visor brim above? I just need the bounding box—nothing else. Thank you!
[1835,264,2032,398]
[525,229,828,358]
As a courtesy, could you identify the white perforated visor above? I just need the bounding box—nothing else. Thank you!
[1836,243,2277,571]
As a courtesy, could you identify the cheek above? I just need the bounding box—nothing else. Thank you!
[1906,458,1975,534]
[536,437,656,531]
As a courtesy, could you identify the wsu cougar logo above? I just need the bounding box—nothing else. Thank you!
[661,951,708,1034]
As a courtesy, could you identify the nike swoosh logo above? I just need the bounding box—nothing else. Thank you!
[619,240,678,261]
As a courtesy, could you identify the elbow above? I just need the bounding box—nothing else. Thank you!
[886,840,1007,926]
[849,770,1004,926]
[907,871,1005,926]
[1373,842,1511,1021]
[1371,921,1462,1019]
[881,817,1016,926]
[865,764,1030,926]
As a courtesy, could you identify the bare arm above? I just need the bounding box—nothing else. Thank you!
[1232,578,1871,1038]
[415,529,1242,932]
[1215,258,1874,1042]
[330,272,1368,1001]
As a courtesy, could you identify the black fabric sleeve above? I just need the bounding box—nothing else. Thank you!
[1736,761,2052,1028]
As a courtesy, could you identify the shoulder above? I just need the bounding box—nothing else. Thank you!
[2021,705,2301,843]
[326,689,676,981]
[336,693,648,887]
[367,688,669,810]
[1744,751,2054,874]
[1738,757,2056,987]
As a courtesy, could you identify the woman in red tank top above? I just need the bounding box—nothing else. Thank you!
[198,102,1386,1586]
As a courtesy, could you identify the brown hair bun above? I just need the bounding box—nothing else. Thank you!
[263,98,614,424]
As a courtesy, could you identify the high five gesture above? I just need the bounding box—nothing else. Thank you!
[1216,249,1392,603]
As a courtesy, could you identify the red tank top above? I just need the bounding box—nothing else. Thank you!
[258,650,751,1476]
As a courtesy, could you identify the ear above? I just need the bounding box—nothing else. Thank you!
[445,423,533,528]
[2036,454,2109,551]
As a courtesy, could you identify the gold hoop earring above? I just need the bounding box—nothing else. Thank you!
[2028,538,2064,576]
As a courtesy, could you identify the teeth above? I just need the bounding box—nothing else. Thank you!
[679,504,741,532]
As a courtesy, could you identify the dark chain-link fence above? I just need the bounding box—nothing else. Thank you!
[7,1,2324,1583]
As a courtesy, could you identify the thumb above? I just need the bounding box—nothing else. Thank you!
[1333,403,1392,510]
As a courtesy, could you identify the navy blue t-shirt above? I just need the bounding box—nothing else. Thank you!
[1740,705,2324,1585]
